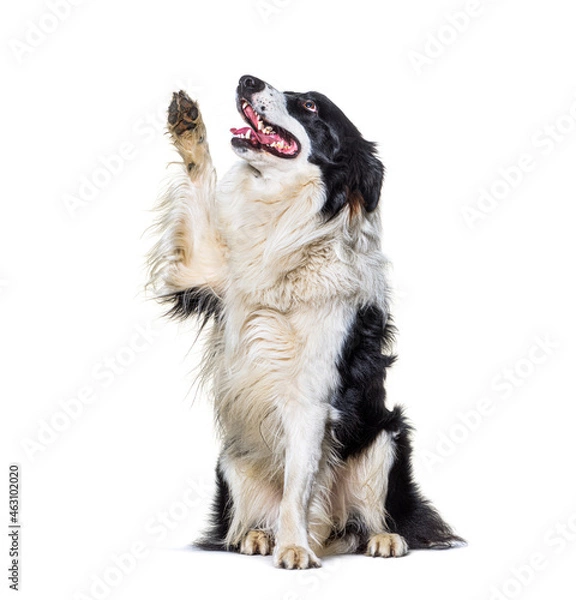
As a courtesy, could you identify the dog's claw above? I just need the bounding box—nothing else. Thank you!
[366,533,408,558]
[274,545,321,569]
[240,530,273,556]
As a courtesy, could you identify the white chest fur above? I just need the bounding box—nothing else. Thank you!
[209,163,388,468]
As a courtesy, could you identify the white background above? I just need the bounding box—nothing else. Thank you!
[2,1,576,599]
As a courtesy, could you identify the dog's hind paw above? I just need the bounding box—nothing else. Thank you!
[366,533,408,558]
[240,530,273,556]
[274,545,321,570]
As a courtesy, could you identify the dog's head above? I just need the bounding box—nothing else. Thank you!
[231,75,384,218]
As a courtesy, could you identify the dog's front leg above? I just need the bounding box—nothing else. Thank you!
[148,91,227,298]
[274,401,326,570]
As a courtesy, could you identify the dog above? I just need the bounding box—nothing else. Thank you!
[147,75,463,569]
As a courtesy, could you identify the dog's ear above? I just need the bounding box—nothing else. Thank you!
[321,141,384,219]
[348,142,385,213]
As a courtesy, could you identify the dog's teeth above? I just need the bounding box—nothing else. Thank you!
[246,130,251,138]
[258,121,264,131]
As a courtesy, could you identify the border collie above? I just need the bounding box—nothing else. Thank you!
[147,75,463,569]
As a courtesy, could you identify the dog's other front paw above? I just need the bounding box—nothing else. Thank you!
[273,545,321,570]
[240,530,273,556]
[168,90,201,136]
[366,533,408,558]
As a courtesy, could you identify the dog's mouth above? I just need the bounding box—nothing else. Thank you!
[231,100,300,158]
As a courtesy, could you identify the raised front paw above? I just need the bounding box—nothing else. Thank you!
[167,90,210,175]
[366,533,408,558]
[273,545,321,570]
[240,530,273,556]
[168,90,201,136]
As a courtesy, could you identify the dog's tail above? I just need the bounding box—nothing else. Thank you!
[194,461,235,551]
[384,406,466,550]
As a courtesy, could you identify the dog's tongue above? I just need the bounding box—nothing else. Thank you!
[230,126,282,145]
[230,126,252,136]
[232,101,297,151]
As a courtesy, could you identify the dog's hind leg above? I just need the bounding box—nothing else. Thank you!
[329,410,464,557]
[197,454,281,554]
[239,530,274,556]
[148,91,227,319]
[329,430,409,557]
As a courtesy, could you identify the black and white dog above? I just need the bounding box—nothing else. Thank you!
[148,75,463,569]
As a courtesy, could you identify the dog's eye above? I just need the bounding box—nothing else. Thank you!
[303,100,317,112]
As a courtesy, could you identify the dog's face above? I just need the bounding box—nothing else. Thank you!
[231,75,384,218]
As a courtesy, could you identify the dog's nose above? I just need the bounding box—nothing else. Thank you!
[238,75,266,96]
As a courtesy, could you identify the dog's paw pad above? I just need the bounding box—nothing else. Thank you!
[366,533,408,558]
[274,545,321,570]
[240,530,273,556]
[168,90,200,136]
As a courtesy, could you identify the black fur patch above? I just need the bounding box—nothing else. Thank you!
[285,92,384,219]
[160,287,221,326]
[332,306,464,549]
[384,410,465,549]
[196,461,235,551]
[331,305,397,461]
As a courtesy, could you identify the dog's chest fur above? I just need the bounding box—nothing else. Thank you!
[207,163,388,473]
